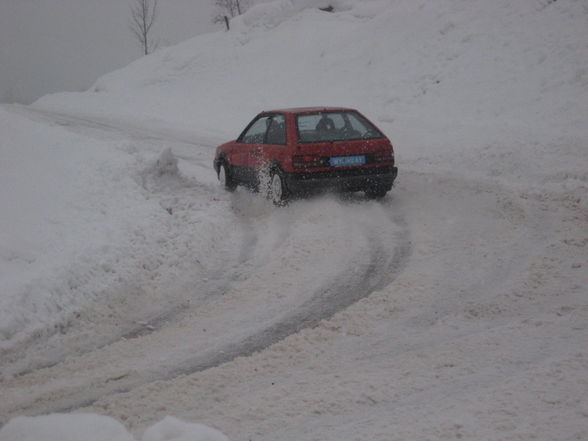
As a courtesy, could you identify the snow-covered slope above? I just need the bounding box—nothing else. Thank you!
[37,0,588,130]
[35,0,588,204]
[1,0,587,440]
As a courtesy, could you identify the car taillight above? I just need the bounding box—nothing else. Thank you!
[292,155,324,169]
[373,150,394,163]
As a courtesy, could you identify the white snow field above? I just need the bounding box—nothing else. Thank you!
[1,0,587,440]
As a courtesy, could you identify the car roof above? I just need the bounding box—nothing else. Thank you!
[261,107,356,115]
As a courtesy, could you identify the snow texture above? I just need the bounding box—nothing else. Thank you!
[1,0,587,440]
[0,414,226,441]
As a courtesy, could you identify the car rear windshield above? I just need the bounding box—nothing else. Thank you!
[296,111,385,143]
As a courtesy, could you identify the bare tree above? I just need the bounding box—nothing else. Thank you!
[215,0,243,18]
[212,0,252,30]
[213,0,249,30]
[129,0,158,56]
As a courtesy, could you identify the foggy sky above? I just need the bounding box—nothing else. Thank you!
[0,0,218,104]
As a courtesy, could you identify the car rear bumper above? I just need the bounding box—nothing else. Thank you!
[284,165,398,194]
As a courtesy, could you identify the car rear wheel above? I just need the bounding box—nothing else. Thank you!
[218,162,237,192]
[269,170,288,205]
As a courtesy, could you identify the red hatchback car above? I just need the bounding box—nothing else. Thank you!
[213,107,398,203]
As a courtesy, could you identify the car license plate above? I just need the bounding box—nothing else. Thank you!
[330,155,366,167]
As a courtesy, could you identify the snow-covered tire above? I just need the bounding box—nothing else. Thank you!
[218,162,237,192]
[269,169,288,205]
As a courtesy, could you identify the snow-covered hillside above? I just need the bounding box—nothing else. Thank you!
[35,0,588,207]
[1,1,587,440]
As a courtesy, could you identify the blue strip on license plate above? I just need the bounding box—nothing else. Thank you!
[330,155,366,167]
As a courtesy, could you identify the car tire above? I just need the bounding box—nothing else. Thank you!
[269,169,288,205]
[218,161,237,192]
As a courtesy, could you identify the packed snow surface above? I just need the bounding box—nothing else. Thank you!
[0,414,227,441]
[1,0,587,440]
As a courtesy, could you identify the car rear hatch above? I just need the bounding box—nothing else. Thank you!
[292,138,394,171]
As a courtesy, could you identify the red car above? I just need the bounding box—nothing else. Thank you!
[213,107,397,203]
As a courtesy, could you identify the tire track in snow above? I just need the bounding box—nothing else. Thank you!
[0,195,410,424]
[0,109,410,422]
[163,199,410,380]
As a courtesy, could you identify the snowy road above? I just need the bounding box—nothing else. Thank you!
[1,104,586,441]
[1,107,586,441]
[0,109,411,423]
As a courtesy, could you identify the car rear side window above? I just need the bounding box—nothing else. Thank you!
[265,114,286,145]
[240,116,271,144]
[296,111,384,143]
[239,114,286,145]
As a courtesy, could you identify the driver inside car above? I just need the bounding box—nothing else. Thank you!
[315,114,335,132]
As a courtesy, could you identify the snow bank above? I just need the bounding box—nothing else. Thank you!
[34,0,588,203]
[0,106,233,375]
[143,416,229,441]
[0,106,155,348]
[0,414,133,441]
[0,414,229,441]
[232,0,352,31]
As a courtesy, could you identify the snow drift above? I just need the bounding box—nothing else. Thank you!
[0,414,228,441]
